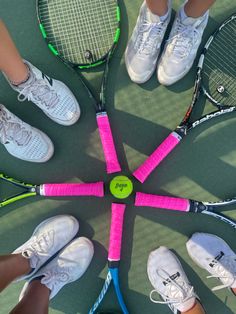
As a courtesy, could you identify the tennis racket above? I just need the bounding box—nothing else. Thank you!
[89,203,128,314]
[36,0,121,174]
[0,173,104,207]
[135,192,236,229]
[133,13,236,183]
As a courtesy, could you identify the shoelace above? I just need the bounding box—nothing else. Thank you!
[0,108,31,146]
[206,255,236,291]
[136,20,165,55]
[150,268,195,311]
[17,79,59,110]
[22,231,55,267]
[167,18,200,59]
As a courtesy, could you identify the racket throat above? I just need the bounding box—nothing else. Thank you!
[108,260,120,268]
[189,200,208,212]
[175,125,188,138]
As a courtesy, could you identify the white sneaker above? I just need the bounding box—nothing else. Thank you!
[19,237,94,300]
[147,246,198,314]
[125,1,172,84]
[186,232,236,292]
[9,60,80,126]
[157,5,209,85]
[0,104,53,162]
[12,215,79,281]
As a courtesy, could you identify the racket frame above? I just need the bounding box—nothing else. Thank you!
[36,0,121,112]
[0,173,104,207]
[135,192,236,229]
[36,0,121,173]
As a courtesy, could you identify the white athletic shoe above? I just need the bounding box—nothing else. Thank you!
[0,104,53,162]
[19,237,94,300]
[147,246,198,314]
[10,60,80,126]
[157,5,209,85]
[125,1,172,83]
[12,215,79,281]
[186,232,236,292]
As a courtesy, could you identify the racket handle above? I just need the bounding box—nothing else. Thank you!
[40,182,104,197]
[135,192,190,211]
[96,113,121,174]
[133,132,181,183]
[108,203,126,261]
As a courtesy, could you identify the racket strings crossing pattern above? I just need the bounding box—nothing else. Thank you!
[38,0,119,64]
[202,16,236,106]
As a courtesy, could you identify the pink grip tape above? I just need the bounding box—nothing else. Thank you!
[135,192,190,212]
[41,182,104,197]
[108,203,126,261]
[133,132,181,183]
[96,114,121,174]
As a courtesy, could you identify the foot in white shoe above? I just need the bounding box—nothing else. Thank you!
[12,215,79,281]
[147,246,198,314]
[0,104,53,162]
[125,1,172,84]
[186,232,236,291]
[157,5,209,85]
[9,60,80,126]
[19,237,94,300]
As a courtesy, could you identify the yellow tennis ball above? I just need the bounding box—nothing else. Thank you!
[109,176,133,199]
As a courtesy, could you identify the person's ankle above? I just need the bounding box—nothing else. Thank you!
[9,63,30,86]
[24,278,51,298]
[182,300,205,314]
[13,253,31,275]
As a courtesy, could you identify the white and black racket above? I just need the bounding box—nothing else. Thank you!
[133,14,236,183]
[135,192,236,229]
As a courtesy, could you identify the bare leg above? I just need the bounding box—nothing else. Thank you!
[10,280,50,314]
[182,300,205,314]
[146,0,169,16]
[0,254,31,292]
[184,0,216,18]
[0,20,29,84]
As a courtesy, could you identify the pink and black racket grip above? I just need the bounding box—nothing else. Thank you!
[40,182,104,197]
[133,132,182,183]
[96,113,121,174]
[108,203,126,262]
[135,192,190,212]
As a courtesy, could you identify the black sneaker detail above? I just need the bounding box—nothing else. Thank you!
[163,272,180,286]
[209,251,225,268]
[42,73,53,86]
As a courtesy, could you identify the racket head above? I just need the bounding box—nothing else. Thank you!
[37,0,121,68]
[200,14,236,107]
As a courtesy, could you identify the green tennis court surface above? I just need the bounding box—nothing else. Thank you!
[0,1,236,313]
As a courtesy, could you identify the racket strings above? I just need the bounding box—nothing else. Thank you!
[202,17,236,106]
[38,0,118,64]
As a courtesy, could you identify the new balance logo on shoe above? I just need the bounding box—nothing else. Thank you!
[42,73,53,86]
[209,251,224,268]
[163,272,180,285]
